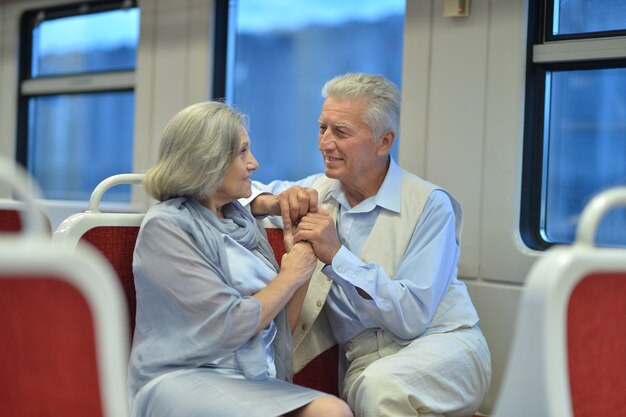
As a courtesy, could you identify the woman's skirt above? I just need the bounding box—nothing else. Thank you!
[132,368,327,417]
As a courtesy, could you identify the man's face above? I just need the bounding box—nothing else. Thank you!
[317,97,387,184]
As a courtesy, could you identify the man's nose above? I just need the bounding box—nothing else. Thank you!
[319,131,335,149]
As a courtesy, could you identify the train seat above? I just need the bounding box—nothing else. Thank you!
[0,198,23,232]
[492,187,626,417]
[53,173,341,395]
[0,198,51,234]
[0,159,130,417]
[53,173,145,337]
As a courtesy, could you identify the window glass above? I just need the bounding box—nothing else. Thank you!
[523,0,626,248]
[32,8,139,77]
[543,68,626,245]
[552,0,626,35]
[227,0,405,183]
[20,2,139,202]
[28,92,134,201]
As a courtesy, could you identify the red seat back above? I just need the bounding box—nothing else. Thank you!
[0,276,104,417]
[0,200,50,235]
[0,160,129,417]
[265,227,340,396]
[0,209,21,233]
[82,226,140,336]
[567,272,626,417]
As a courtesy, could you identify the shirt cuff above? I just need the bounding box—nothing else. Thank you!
[322,245,369,289]
[332,245,367,271]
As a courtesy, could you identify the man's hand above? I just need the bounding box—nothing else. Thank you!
[293,207,341,264]
[249,186,318,233]
[277,186,318,231]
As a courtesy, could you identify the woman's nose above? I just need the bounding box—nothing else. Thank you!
[248,154,259,170]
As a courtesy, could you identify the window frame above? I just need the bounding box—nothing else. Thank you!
[520,0,626,250]
[16,0,138,178]
[212,0,230,101]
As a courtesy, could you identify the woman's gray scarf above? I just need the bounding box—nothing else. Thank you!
[182,198,294,382]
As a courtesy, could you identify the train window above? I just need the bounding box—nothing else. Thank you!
[548,0,626,38]
[224,0,405,183]
[521,0,626,248]
[17,1,139,202]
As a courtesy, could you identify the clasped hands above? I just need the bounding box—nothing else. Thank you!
[252,186,341,265]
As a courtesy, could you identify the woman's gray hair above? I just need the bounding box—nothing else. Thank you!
[144,101,248,202]
[322,73,400,141]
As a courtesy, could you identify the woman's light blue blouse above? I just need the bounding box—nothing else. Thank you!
[128,200,281,401]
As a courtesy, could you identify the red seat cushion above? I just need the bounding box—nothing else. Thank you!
[293,344,340,396]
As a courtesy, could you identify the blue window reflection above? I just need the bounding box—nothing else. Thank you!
[32,8,139,77]
[553,0,626,35]
[228,0,405,183]
[543,68,626,246]
[28,92,135,201]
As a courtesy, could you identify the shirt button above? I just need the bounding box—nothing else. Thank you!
[316,300,323,308]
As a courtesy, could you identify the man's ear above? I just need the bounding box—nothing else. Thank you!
[377,131,395,156]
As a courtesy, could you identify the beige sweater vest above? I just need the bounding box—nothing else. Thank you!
[292,171,461,372]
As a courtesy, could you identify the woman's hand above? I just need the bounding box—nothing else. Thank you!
[280,241,317,286]
[252,241,317,333]
[283,225,295,252]
[282,242,317,332]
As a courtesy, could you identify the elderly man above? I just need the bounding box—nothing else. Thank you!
[248,73,491,417]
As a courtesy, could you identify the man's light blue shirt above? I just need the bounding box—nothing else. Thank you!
[248,159,476,346]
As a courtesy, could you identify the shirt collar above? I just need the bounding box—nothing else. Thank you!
[328,157,402,214]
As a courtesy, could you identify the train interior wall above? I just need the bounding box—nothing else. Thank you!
[0,0,536,414]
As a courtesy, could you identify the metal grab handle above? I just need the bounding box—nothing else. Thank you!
[0,157,47,236]
[575,186,626,247]
[86,173,145,212]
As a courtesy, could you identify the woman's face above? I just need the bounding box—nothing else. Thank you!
[213,130,259,205]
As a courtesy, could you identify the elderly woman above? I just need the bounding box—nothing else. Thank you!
[127,101,352,417]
